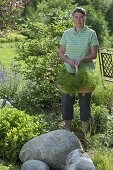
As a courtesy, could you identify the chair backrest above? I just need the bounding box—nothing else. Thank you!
[98,49,113,82]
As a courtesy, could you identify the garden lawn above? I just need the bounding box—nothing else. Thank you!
[0,43,19,69]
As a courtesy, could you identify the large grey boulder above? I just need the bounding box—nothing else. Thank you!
[19,129,81,169]
[64,149,96,170]
[21,160,49,170]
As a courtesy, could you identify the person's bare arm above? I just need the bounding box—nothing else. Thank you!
[59,45,75,69]
[82,46,98,62]
[75,46,98,66]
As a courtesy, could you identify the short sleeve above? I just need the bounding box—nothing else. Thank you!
[90,31,99,46]
[59,32,67,47]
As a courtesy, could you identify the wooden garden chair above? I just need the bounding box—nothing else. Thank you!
[98,48,113,82]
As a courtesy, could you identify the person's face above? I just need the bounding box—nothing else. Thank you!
[73,11,86,28]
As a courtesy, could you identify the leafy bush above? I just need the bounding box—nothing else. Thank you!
[92,83,113,113]
[0,59,60,114]
[84,5,110,46]
[15,40,61,114]
[7,33,26,42]
[0,107,47,162]
[90,104,109,135]
[97,115,113,147]
[73,103,109,135]
[14,78,60,114]
[0,33,26,43]
[20,21,49,40]
[73,102,83,133]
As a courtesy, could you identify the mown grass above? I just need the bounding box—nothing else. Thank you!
[0,43,19,69]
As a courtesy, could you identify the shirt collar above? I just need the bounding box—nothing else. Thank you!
[73,25,87,34]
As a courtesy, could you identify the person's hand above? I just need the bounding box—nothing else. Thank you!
[67,58,76,69]
[74,59,82,66]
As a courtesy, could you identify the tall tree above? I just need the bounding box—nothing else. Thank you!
[105,1,113,35]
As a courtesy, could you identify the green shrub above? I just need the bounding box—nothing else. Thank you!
[7,33,26,42]
[14,43,61,114]
[0,107,47,162]
[92,83,113,113]
[73,103,83,133]
[0,38,8,43]
[0,33,26,43]
[14,78,60,115]
[85,5,110,46]
[90,104,109,135]
[97,115,113,147]
[73,102,109,135]
[0,59,60,115]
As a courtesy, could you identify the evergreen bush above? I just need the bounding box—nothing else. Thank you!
[0,107,47,162]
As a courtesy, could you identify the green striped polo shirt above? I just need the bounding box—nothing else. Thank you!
[60,25,99,73]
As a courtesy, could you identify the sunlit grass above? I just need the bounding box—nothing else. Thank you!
[88,147,113,170]
[0,43,19,69]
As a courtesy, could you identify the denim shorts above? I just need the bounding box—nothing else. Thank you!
[61,93,91,121]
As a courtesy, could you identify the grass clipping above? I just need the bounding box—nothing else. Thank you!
[58,68,98,95]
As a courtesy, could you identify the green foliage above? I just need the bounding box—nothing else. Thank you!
[97,115,113,147]
[11,0,111,113]
[84,5,110,46]
[42,113,63,132]
[92,83,113,113]
[13,0,111,113]
[14,17,63,113]
[73,0,89,5]
[0,107,47,162]
[89,147,113,170]
[90,104,109,134]
[88,0,112,13]
[16,38,53,58]
[20,21,49,39]
[73,103,109,135]
[0,61,22,102]
[0,107,63,163]
[106,1,113,35]
[0,159,20,170]
[106,115,113,147]
[0,1,113,168]
[73,102,83,133]
[14,77,60,114]
[58,68,98,95]
[0,0,24,30]
[0,52,61,114]
[0,33,26,43]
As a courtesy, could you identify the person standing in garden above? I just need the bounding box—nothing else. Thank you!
[59,7,99,137]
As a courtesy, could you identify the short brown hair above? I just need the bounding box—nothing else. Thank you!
[72,7,86,16]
